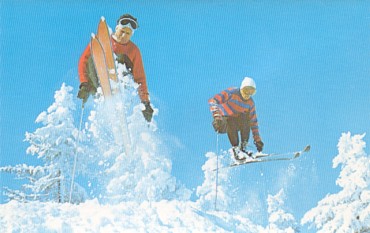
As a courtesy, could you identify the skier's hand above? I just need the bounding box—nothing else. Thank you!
[77,82,90,103]
[212,116,227,133]
[77,82,96,103]
[142,101,154,122]
[254,141,264,152]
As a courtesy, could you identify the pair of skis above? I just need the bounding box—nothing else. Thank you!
[214,145,311,171]
[90,17,132,156]
[91,18,116,96]
[230,145,310,167]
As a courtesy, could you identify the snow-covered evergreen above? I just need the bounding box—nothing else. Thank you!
[1,84,86,203]
[196,151,232,211]
[301,132,370,232]
[265,189,298,233]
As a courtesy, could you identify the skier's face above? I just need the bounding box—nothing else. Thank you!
[114,26,133,44]
[240,87,256,100]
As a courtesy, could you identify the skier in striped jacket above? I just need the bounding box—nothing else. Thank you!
[209,77,264,160]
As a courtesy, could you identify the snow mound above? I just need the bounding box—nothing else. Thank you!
[81,70,191,203]
[0,199,264,233]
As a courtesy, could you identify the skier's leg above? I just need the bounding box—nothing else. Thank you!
[226,117,239,147]
[228,116,250,161]
[239,114,250,151]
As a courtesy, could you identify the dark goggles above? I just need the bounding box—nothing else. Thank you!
[241,87,256,96]
[118,18,138,29]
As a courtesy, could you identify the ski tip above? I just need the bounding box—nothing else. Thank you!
[293,145,310,159]
[303,145,311,153]
[101,16,106,21]
[91,33,96,38]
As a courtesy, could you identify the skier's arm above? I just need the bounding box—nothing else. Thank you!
[132,47,149,102]
[248,101,261,142]
[78,44,91,84]
[208,89,232,117]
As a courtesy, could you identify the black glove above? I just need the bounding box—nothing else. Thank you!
[212,116,227,134]
[254,141,264,152]
[77,82,96,103]
[142,101,154,122]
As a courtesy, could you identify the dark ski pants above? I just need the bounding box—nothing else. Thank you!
[226,114,250,147]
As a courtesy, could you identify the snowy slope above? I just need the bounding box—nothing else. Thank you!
[1,80,369,233]
[0,199,263,233]
[0,82,296,233]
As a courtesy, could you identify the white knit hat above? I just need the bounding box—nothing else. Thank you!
[240,77,256,90]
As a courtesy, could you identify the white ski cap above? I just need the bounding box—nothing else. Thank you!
[240,77,256,90]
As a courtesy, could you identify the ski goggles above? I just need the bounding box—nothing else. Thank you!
[118,18,138,30]
[241,87,256,96]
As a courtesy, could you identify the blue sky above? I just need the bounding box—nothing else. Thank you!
[1,0,370,228]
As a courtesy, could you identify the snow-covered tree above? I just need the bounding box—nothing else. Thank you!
[1,84,87,203]
[265,189,298,233]
[196,151,232,211]
[1,164,52,202]
[301,132,370,233]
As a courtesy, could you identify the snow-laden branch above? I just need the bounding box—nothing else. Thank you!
[301,132,370,233]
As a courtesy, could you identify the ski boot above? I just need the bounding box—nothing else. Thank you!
[240,141,255,159]
[230,146,247,162]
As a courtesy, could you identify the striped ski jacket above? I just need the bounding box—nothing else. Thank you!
[209,87,261,142]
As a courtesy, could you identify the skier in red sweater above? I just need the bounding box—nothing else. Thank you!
[77,14,153,122]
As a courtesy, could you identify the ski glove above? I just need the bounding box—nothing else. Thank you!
[254,141,264,152]
[212,116,227,134]
[77,82,96,103]
[142,101,154,122]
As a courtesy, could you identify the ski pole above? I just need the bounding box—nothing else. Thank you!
[69,102,85,203]
[215,133,219,210]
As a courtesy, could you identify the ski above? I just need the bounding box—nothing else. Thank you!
[91,17,132,156]
[90,34,112,97]
[213,145,310,171]
[92,16,122,97]
[96,17,118,83]
[229,145,311,168]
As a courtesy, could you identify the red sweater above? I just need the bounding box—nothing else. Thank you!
[78,37,149,102]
